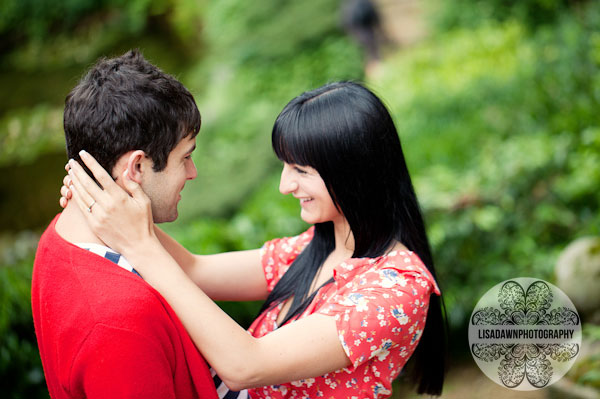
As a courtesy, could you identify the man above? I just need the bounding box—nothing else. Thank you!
[31,50,218,399]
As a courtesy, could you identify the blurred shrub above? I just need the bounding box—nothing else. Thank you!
[567,324,600,389]
[372,2,600,331]
[0,0,204,49]
[0,106,63,167]
[430,0,585,31]
[0,232,46,398]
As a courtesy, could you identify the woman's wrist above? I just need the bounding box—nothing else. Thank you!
[119,235,164,268]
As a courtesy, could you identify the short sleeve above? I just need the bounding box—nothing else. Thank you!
[318,267,435,369]
[260,227,314,292]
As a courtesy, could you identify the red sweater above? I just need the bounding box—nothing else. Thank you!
[31,215,218,399]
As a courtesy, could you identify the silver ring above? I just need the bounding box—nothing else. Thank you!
[87,200,96,213]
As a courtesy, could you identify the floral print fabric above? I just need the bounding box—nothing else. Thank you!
[247,227,440,399]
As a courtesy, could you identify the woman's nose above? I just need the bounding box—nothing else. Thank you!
[279,165,298,194]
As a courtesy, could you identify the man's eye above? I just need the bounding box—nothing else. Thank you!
[294,167,307,174]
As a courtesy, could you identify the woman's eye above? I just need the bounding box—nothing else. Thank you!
[294,167,307,174]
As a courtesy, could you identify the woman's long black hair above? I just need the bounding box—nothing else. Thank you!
[258,81,447,395]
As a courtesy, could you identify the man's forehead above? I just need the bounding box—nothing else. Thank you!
[175,135,197,153]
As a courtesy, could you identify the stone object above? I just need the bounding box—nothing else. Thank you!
[555,236,600,323]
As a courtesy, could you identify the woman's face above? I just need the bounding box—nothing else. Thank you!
[279,163,344,225]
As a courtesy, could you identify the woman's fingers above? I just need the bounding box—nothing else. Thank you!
[122,169,150,207]
[67,159,155,254]
[59,184,71,209]
[59,173,73,209]
[68,173,96,216]
[61,184,72,200]
[78,150,124,197]
[68,157,105,197]
[63,174,72,187]
[62,175,72,198]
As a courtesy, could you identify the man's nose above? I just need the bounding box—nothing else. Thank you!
[187,159,198,180]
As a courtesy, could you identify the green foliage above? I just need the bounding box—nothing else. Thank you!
[371,3,600,329]
[1,0,106,39]
[567,324,600,389]
[0,0,204,46]
[204,0,339,64]
[0,232,45,398]
[0,105,64,167]
[430,0,581,31]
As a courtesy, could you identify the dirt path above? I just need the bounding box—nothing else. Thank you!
[393,361,547,399]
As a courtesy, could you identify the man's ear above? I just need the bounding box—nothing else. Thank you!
[124,150,149,184]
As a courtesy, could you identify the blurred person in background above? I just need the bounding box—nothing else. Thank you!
[341,0,384,77]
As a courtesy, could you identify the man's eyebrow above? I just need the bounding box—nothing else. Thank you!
[186,144,196,154]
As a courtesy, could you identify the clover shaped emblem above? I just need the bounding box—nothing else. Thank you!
[470,279,580,389]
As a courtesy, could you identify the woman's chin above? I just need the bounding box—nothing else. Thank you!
[300,211,318,225]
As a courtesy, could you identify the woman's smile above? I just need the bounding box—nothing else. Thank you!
[299,197,314,206]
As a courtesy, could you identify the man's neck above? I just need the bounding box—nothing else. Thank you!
[55,202,108,247]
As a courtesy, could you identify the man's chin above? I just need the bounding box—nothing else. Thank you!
[153,210,178,224]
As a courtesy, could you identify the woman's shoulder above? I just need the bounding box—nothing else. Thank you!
[333,247,440,295]
[377,249,441,295]
[260,226,314,263]
[259,226,314,289]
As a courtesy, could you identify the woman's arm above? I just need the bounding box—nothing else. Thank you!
[121,241,349,390]
[153,226,268,301]
[67,152,351,388]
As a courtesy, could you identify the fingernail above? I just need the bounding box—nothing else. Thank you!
[123,168,129,177]
[79,150,88,158]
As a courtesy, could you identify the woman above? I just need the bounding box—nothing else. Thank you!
[65,81,446,398]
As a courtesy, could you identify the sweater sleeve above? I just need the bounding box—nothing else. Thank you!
[70,324,178,399]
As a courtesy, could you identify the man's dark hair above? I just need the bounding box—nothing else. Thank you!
[64,49,200,176]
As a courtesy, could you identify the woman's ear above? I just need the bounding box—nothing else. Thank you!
[125,150,148,184]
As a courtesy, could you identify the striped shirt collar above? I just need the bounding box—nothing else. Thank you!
[76,242,140,277]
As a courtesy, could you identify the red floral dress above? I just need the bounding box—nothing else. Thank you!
[247,227,441,399]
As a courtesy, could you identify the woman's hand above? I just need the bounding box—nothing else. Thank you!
[60,163,73,208]
[67,150,156,255]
